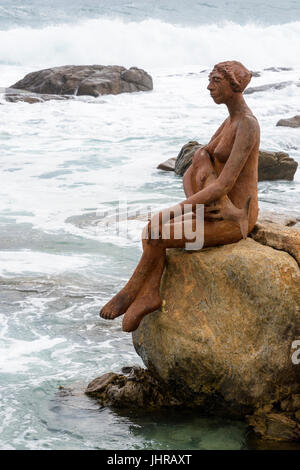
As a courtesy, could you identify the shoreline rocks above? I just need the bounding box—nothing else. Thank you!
[157,141,298,182]
[244,80,300,95]
[87,217,300,442]
[4,87,73,104]
[8,65,153,102]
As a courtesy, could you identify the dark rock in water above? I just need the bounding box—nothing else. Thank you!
[171,141,298,181]
[264,67,293,72]
[174,141,202,176]
[9,65,153,98]
[157,157,176,172]
[85,367,183,409]
[4,87,73,103]
[258,149,298,181]
[276,115,300,128]
[244,81,300,95]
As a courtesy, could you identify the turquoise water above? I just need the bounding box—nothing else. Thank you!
[0,0,299,450]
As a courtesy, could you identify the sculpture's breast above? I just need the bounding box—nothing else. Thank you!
[207,126,237,163]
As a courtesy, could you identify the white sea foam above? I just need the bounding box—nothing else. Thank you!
[1,18,300,71]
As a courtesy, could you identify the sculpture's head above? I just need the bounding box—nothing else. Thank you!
[207,61,252,104]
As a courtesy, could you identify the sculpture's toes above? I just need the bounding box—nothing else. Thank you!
[122,296,162,332]
[99,295,127,320]
[122,312,141,332]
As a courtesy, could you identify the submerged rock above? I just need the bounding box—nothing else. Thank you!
[4,87,73,103]
[276,115,300,128]
[165,141,298,181]
[9,65,153,99]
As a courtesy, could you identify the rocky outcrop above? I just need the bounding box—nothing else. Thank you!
[244,81,300,95]
[132,237,300,441]
[161,141,298,181]
[276,116,300,128]
[9,65,153,100]
[86,366,184,409]
[87,217,300,441]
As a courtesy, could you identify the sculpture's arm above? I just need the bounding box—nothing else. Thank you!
[182,165,194,197]
[206,118,228,143]
[147,116,258,240]
[156,116,258,222]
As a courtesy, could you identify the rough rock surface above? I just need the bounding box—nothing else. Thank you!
[85,366,183,409]
[9,65,153,98]
[276,115,300,128]
[172,141,298,181]
[250,216,300,265]
[132,238,300,440]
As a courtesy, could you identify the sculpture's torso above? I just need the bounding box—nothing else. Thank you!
[189,115,260,232]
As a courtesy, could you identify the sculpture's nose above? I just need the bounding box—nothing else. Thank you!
[207,82,214,91]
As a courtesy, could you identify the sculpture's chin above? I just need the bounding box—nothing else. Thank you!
[210,95,223,104]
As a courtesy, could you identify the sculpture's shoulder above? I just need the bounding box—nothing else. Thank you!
[238,113,260,147]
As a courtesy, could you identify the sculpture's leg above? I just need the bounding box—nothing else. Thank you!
[122,250,165,332]
[121,216,243,332]
[100,239,164,319]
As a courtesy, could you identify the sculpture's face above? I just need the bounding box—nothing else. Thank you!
[207,71,234,104]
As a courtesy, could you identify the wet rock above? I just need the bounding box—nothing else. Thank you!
[9,65,153,99]
[276,115,300,128]
[4,87,72,103]
[244,80,300,95]
[258,150,298,181]
[85,367,182,409]
[170,141,298,181]
[157,157,176,171]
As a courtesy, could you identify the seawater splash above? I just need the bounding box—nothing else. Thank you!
[1,18,300,69]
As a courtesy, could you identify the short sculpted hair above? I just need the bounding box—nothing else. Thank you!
[210,61,252,92]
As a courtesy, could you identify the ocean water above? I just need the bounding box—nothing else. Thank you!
[0,0,299,450]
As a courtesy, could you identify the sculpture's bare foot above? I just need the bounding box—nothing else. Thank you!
[122,292,162,332]
[100,291,133,320]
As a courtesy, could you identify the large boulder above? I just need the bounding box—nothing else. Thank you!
[133,236,300,440]
[9,65,153,99]
[170,141,298,181]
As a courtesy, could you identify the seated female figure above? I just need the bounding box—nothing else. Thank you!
[100,60,260,332]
